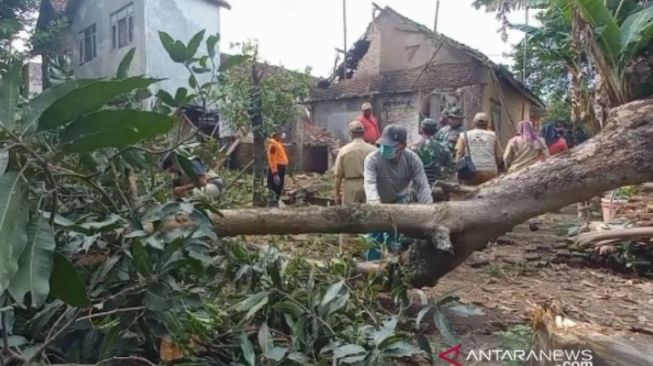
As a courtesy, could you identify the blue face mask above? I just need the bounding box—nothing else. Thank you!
[379,144,398,160]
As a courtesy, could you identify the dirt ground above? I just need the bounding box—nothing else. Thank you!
[249,198,653,363]
[424,206,653,362]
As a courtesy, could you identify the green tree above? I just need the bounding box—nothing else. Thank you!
[0,0,38,65]
[213,42,312,206]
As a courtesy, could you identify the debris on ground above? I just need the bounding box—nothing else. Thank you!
[303,122,339,147]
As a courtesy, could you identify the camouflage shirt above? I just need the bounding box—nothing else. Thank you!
[436,125,465,152]
[413,136,454,184]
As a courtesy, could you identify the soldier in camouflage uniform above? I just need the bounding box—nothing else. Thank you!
[436,107,466,152]
[413,118,454,186]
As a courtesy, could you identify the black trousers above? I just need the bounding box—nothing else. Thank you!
[267,165,286,201]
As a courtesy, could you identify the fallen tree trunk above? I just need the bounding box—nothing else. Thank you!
[210,99,653,287]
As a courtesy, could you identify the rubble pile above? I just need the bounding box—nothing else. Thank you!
[283,173,334,206]
[303,122,339,147]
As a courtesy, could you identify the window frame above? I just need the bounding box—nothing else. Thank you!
[111,3,135,50]
[78,24,97,65]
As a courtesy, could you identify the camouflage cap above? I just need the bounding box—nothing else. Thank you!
[420,118,438,130]
[446,107,464,119]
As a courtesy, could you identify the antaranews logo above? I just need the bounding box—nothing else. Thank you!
[438,344,594,366]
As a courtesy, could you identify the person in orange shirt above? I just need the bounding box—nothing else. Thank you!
[266,131,289,203]
[357,102,381,144]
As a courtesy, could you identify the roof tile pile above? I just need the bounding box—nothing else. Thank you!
[303,123,338,147]
[310,62,482,101]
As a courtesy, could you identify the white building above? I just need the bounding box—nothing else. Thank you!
[36,0,230,94]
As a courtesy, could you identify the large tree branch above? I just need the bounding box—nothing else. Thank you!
[209,99,653,287]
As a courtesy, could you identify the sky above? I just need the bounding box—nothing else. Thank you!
[220,0,537,78]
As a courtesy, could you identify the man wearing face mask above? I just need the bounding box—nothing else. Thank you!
[363,125,432,260]
[267,130,289,204]
[364,125,433,205]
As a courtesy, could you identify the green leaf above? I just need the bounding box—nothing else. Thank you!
[382,341,421,358]
[22,80,90,135]
[326,290,350,315]
[0,172,29,294]
[257,323,273,353]
[373,317,398,346]
[273,300,305,318]
[132,243,152,279]
[73,214,124,234]
[320,280,345,307]
[333,344,367,359]
[159,31,188,63]
[186,30,206,60]
[174,153,201,187]
[99,325,121,359]
[265,347,288,362]
[59,110,175,153]
[415,333,433,361]
[207,34,220,59]
[0,61,22,130]
[50,252,90,307]
[144,283,172,312]
[433,310,458,346]
[287,352,309,364]
[340,355,367,364]
[620,5,653,61]
[189,74,198,89]
[38,77,160,131]
[174,87,189,104]
[572,0,622,65]
[415,305,432,329]
[7,335,27,348]
[236,291,269,320]
[116,48,137,79]
[239,333,256,366]
[8,216,56,307]
[157,90,176,107]
[219,54,250,72]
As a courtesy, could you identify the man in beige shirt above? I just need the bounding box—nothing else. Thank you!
[455,113,503,185]
[334,121,377,204]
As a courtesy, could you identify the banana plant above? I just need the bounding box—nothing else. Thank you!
[558,0,653,105]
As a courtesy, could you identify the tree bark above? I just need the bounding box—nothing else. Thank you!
[211,99,653,288]
[249,55,266,207]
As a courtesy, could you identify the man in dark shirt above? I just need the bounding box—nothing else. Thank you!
[161,152,222,199]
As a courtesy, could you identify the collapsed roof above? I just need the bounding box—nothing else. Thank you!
[312,5,544,108]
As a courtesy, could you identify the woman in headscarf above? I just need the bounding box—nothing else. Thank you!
[503,120,550,174]
[541,121,569,155]
[503,120,550,231]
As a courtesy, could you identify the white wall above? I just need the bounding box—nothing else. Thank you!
[144,0,221,96]
[71,0,147,79]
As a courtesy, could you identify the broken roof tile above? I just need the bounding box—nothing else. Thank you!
[310,63,483,101]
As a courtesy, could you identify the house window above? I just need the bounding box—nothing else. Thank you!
[111,3,135,49]
[78,24,97,65]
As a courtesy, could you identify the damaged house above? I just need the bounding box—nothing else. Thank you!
[308,6,544,146]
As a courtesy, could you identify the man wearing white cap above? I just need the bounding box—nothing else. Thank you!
[333,121,377,205]
[357,102,381,144]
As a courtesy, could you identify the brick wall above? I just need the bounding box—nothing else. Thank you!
[355,25,381,77]
[460,84,484,129]
[376,93,421,144]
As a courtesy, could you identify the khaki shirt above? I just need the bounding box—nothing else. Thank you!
[503,136,549,173]
[455,129,503,174]
[334,139,376,180]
